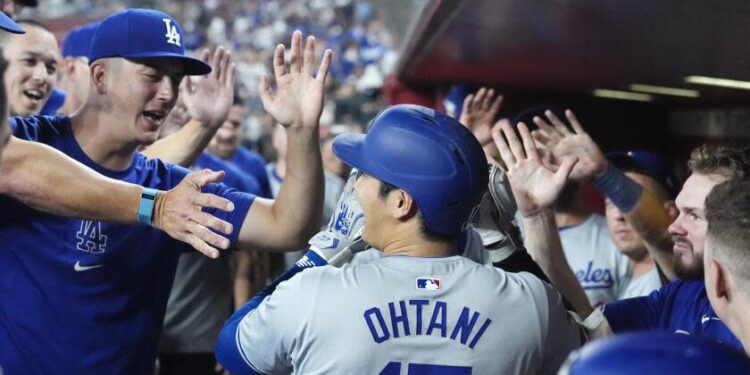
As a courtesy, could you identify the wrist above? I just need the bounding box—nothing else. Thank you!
[149,190,166,229]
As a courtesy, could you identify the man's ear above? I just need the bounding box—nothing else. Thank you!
[89,61,108,95]
[391,189,417,221]
[709,258,729,300]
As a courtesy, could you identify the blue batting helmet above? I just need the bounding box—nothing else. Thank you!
[560,332,750,375]
[332,104,489,236]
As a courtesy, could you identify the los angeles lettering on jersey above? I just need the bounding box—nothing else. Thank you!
[575,261,614,290]
[363,300,492,349]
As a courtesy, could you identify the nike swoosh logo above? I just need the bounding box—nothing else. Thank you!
[74,260,103,272]
[701,315,721,324]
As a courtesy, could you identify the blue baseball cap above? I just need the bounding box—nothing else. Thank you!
[0,12,24,34]
[62,22,99,58]
[89,9,211,75]
[607,150,679,198]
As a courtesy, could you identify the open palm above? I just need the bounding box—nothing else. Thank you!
[532,109,606,181]
[492,120,577,217]
[260,31,332,130]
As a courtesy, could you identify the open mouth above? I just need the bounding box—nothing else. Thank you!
[23,88,45,102]
[142,110,167,123]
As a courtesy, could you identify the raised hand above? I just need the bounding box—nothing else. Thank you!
[531,109,607,181]
[493,120,577,217]
[152,169,236,258]
[181,46,236,129]
[459,87,503,147]
[259,31,332,130]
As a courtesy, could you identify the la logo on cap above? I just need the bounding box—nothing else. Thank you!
[162,18,181,47]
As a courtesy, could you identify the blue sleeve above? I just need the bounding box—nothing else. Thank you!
[215,250,328,374]
[245,152,272,199]
[167,163,255,246]
[604,282,674,332]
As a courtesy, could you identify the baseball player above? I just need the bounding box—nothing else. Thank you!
[495,113,748,349]
[560,332,750,374]
[215,104,582,375]
[704,178,750,354]
[0,9,330,375]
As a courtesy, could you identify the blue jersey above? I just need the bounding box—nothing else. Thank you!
[604,280,742,349]
[0,115,255,375]
[230,146,272,198]
[196,152,261,195]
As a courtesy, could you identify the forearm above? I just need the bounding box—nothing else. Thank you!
[142,119,216,167]
[270,129,324,247]
[594,164,675,279]
[233,252,255,310]
[523,209,594,318]
[0,138,142,223]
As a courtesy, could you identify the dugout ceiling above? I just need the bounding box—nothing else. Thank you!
[394,0,750,108]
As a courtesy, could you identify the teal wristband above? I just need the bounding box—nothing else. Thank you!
[137,188,159,225]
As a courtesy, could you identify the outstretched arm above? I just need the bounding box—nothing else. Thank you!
[0,137,235,258]
[236,31,331,251]
[492,120,593,318]
[143,47,235,167]
[533,110,676,280]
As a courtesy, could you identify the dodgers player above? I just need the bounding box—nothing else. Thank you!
[215,104,582,374]
[0,9,330,374]
[496,112,748,349]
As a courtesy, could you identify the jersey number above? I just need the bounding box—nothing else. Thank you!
[380,362,471,374]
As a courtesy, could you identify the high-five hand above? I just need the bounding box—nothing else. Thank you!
[259,31,332,130]
[492,120,578,218]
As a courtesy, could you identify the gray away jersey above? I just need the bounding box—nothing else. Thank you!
[235,255,582,374]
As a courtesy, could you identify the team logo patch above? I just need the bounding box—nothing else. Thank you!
[163,18,181,47]
[416,278,441,291]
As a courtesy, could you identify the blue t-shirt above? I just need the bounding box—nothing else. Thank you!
[196,152,261,195]
[604,279,742,349]
[230,146,272,199]
[0,115,255,375]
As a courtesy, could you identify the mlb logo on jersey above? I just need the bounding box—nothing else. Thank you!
[416,278,441,291]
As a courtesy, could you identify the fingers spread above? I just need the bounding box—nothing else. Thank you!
[302,35,316,76]
[565,109,586,134]
[272,44,287,79]
[316,49,332,83]
[289,30,303,74]
[545,110,572,136]
[503,121,526,162]
[192,210,233,235]
[493,120,516,167]
[517,123,539,161]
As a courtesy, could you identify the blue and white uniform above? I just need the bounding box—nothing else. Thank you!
[216,253,582,374]
[604,279,742,350]
[0,116,255,375]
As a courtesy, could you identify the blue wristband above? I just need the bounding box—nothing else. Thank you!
[137,188,159,225]
[594,164,643,213]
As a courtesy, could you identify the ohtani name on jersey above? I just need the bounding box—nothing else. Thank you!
[363,299,492,349]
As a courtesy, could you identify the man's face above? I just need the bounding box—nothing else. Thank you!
[60,56,90,114]
[3,25,59,116]
[668,173,726,280]
[605,173,656,259]
[208,105,245,159]
[104,58,184,145]
[1,0,20,18]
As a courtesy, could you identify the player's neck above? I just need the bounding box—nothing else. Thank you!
[726,296,750,356]
[380,229,457,258]
[70,108,139,171]
[628,254,654,278]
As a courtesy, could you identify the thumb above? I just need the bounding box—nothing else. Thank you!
[553,157,578,186]
[188,169,226,188]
